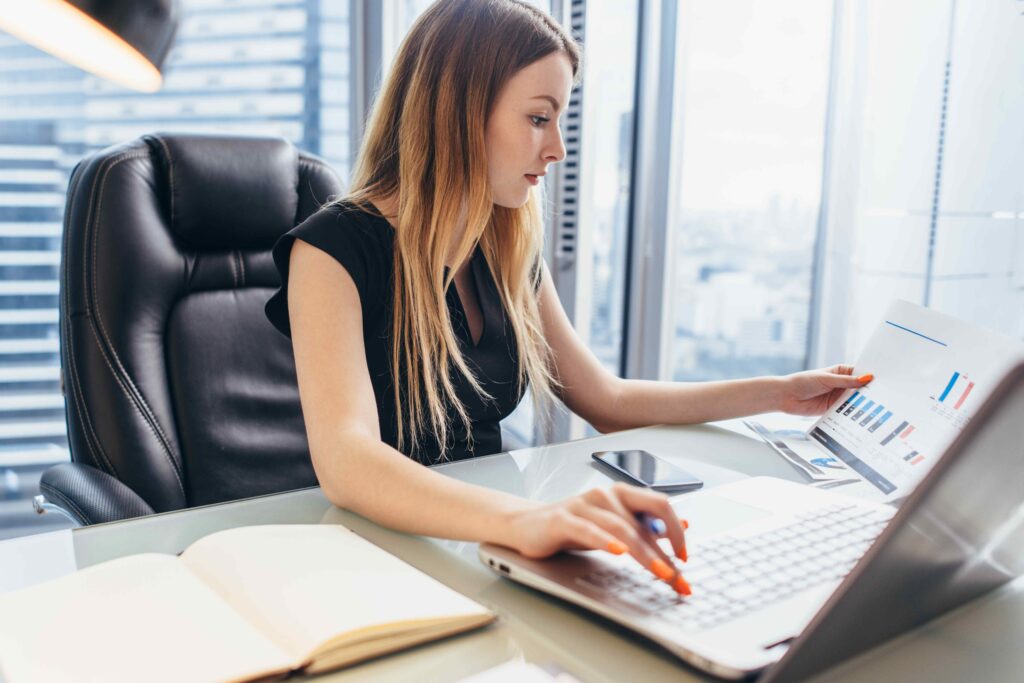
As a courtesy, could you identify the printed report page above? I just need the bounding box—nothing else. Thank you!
[751,300,1024,503]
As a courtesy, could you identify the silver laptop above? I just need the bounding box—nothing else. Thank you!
[479,360,1024,681]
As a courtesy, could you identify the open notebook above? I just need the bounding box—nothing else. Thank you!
[0,524,494,683]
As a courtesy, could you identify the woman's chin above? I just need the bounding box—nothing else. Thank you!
[492,190,532,209]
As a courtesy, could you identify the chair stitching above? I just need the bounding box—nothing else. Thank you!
[228,249,238,287]
[40,482,91,525]
[237,251,246,287]
[151,135,176,232]
[60,165,100,467]
[66,340,117,476]
[84,319,185,499]
[89,152,185,493]
[62,162,118,477]
[85,152,187,500]
[91,153,178,453]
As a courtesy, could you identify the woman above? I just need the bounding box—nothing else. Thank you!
[265,0,870,594]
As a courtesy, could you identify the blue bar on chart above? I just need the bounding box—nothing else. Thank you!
[852,400,875,421]
[860,404,884,426]
[868,411,893,433]
[903,451,919,462]
[881,420,910,446]
[938,372,960,402]
[836,391,860,414]
[844,395,866,416]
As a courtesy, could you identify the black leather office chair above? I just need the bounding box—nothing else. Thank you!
[35,134,343,525]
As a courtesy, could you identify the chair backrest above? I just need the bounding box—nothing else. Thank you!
[59,134,343,512]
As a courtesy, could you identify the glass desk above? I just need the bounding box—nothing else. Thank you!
[3,422,1023,682]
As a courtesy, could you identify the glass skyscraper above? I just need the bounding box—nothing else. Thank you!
[0,0,352,539]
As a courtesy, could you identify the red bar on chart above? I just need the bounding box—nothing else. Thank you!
[911,455,925,465]
[953,382,975,410]
[900,425,915,439]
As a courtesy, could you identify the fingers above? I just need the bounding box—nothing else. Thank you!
[571,501,680,588]
[838,374,871,388]
[822,367,873,387]
[556,510,630,556]
[582,484,691,594]
[579,488,669,563]
[608,483,689,566]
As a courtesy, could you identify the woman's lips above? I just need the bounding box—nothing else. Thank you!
[525,174,540,186]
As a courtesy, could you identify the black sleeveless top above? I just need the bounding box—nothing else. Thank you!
[265,202,525,463]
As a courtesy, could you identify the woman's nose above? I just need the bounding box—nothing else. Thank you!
[544,127,567,163]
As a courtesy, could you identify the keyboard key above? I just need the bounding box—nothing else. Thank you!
[722,582,760,602]
[701,576,730,593]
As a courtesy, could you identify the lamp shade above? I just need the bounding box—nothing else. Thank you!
[0,0,179,93]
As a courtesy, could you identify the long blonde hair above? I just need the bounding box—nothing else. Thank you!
[342,0,581,460]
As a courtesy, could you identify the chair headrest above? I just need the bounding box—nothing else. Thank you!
[145,133,300,250]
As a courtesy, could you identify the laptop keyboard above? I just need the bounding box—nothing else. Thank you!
[577,502,894,632]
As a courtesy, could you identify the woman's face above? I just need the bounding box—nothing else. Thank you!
[485,51,573,208]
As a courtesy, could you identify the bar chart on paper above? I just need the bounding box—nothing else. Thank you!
[930,371,977,429]
[756,300,1024,503]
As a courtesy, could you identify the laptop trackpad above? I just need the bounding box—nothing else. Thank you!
[671,492,773,537]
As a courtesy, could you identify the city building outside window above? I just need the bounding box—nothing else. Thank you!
[0,0,352,540]
[667,0,833,382]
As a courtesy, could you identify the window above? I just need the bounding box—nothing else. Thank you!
[544,0,641,441]
[667,0,833,381]
[579,0,640,377]
[0,0,352,540]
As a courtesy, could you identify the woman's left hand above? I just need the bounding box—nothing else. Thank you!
[774,364,873,416]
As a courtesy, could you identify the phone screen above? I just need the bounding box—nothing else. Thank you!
[592,450,704,492]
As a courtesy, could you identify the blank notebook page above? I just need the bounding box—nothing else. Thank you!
[0,554,292,683]
[179,524,491,664]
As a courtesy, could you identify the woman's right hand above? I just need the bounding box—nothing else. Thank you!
[499,483,691,594]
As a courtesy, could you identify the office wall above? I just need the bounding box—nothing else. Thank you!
[813,0,1024,365]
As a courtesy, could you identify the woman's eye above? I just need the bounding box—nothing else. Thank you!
[529,115,551,127]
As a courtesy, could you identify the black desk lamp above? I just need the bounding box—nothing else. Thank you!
[0,0,179,92]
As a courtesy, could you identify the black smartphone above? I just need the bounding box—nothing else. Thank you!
[591,450,704,493]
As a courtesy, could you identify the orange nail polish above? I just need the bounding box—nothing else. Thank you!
[678,518,689,529]
[677,544,688,562]
[858,373,874,383]
[650,559,673,581]
[606,540,627,555]
[674,575,692,596]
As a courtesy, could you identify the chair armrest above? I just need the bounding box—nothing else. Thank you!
[36,463,156,526]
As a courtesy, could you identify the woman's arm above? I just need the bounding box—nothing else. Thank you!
[287,240,691,591]
[602,376,789,431]
[537,267,870,432]
[288,239,524,540]
[594,370,867,432]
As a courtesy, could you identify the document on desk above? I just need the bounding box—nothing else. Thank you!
[746,300,1024,503]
